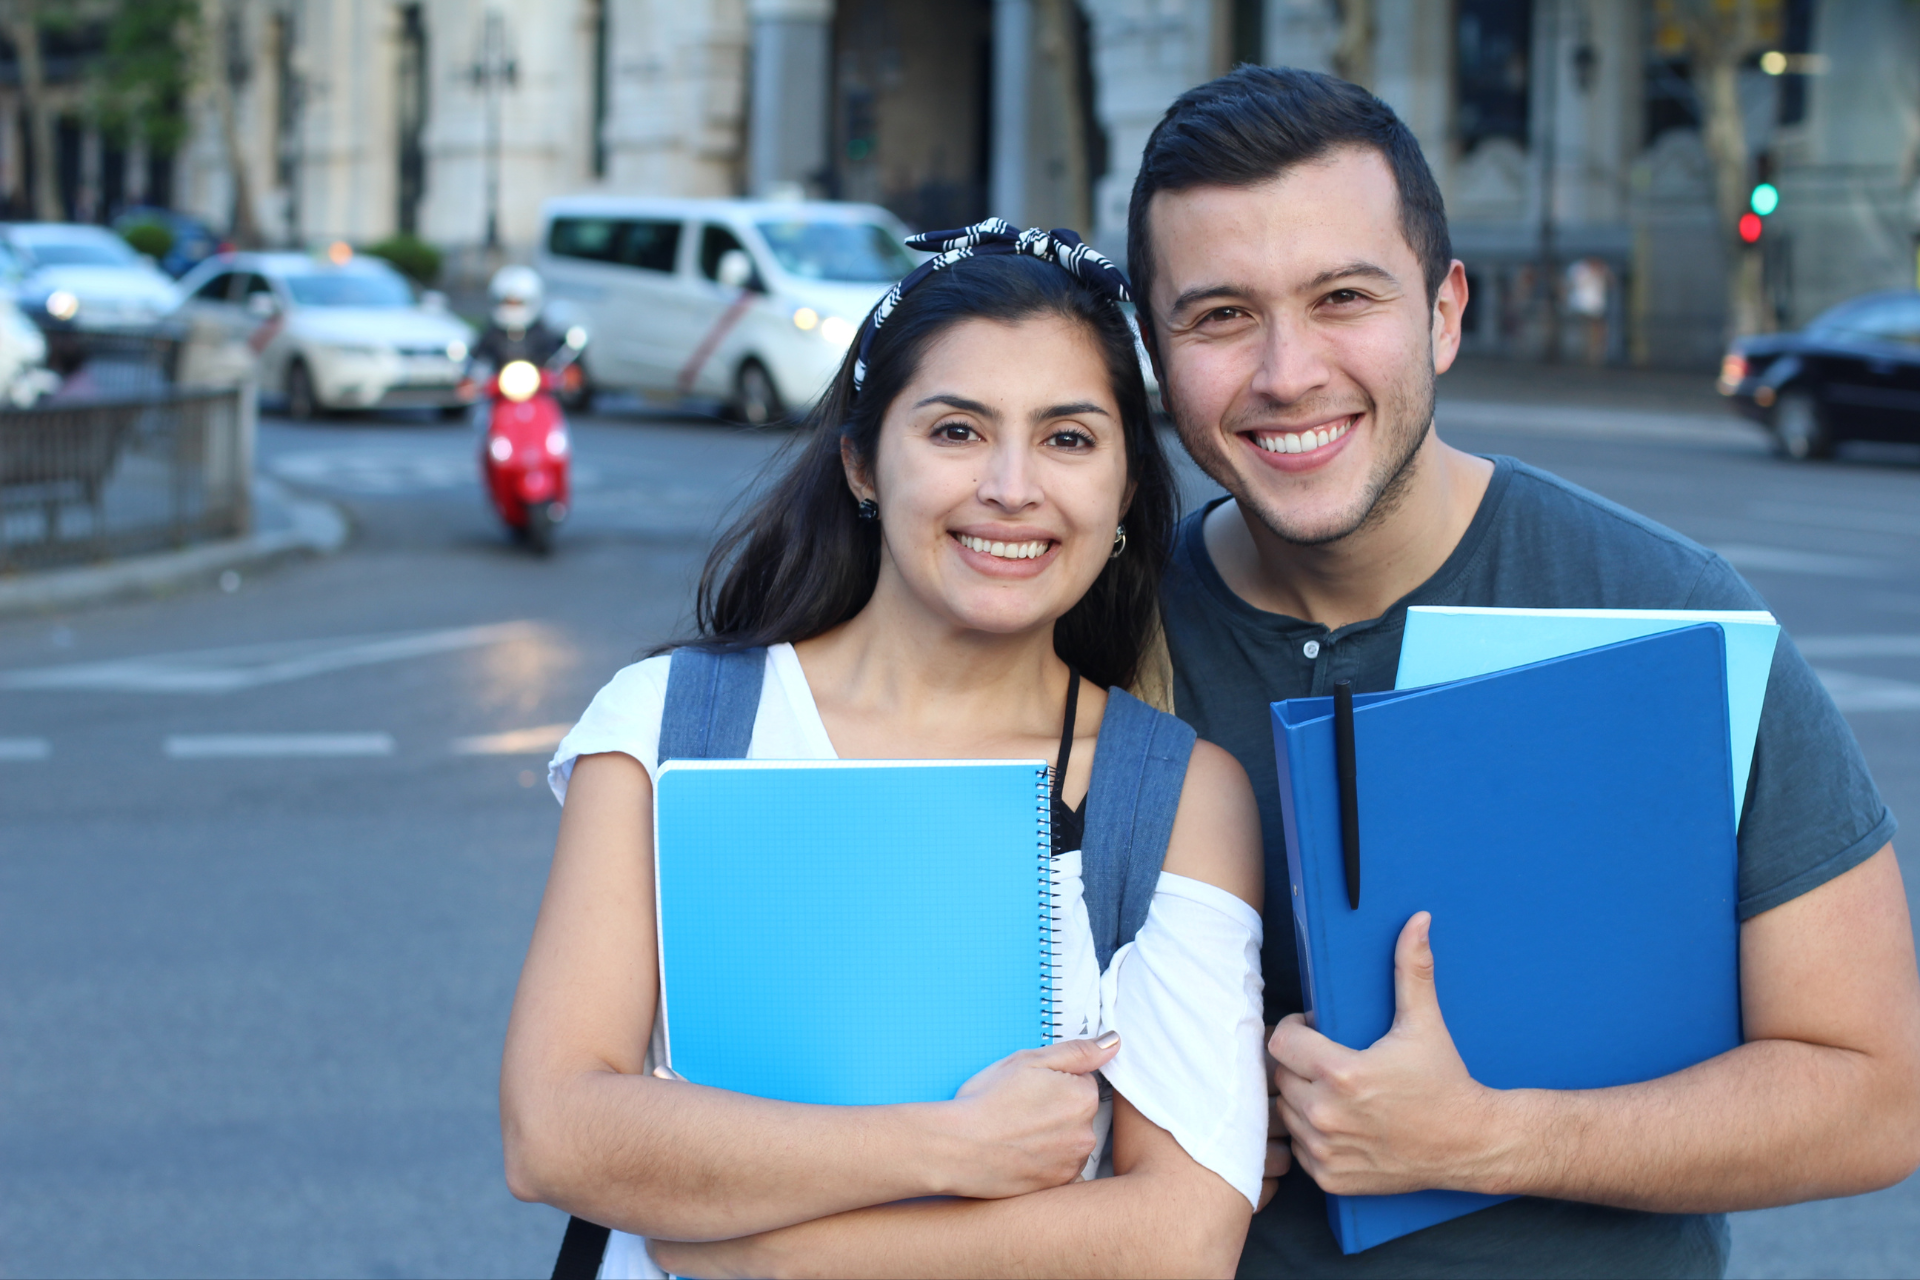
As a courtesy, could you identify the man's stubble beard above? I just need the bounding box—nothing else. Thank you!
[1174,354,1436,548]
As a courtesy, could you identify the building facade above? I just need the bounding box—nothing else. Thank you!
[7,1,1915,367]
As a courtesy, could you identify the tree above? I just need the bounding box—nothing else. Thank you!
[204,0,262,246]
[0,0,61,220]
[94,0,199,167]
[1665,0,1779,337]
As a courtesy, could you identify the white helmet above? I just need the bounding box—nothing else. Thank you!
[488,264,544,331]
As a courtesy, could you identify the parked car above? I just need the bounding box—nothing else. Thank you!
[0,295,60,406]
[533,195,918,423]
[174,251,476,418]
[111,207,225,279]
[1,222,182,369]
[1719,289,1920,459]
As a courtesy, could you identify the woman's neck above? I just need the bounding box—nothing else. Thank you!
[792,581,1073,760]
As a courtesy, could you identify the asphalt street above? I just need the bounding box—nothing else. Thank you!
[3,373,1918,1278]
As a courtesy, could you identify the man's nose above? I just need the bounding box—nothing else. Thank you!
[977,438,1044,511]
[1248,313,1334,407]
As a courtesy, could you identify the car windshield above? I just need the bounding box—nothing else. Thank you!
[1810,296,1920,344]
[23,240,140,268]
[755,220,914,282]
[283,272,415,307]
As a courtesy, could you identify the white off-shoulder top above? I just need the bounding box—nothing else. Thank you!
[549,644,1266,1280]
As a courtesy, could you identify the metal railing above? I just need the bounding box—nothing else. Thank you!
[0,383,253,573]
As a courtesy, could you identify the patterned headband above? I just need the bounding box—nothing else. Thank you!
[852,217,1133,397]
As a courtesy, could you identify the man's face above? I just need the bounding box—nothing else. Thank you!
[1146,147,1461,545]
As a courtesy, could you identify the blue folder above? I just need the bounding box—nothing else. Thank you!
[653,759,1053,1106]
[1273,627,1741,1254]
[1395,607,1780,826]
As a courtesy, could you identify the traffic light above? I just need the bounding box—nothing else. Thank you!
[1750,182,1780,216]
[1739,212,1764,244]
[1742,155,1778,243]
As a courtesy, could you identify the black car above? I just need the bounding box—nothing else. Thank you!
[1720,290,1920,459]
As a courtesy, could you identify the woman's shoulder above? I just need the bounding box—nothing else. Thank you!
[546,653,676,800]
[1166,738,1262,909]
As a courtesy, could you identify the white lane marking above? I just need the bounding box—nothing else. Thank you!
[1813,670,1920,713]
[1710,544,1893,579]
[1749,501,1920,539]
[165,733,396,758]
[451,723,572,755]
[0,622,542,694]
[0,738,50,760]
[1797,635,1920,659]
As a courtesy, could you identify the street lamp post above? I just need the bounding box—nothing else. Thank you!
[469,10,516,255]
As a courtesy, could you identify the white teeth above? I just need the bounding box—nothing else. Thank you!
[958,534,1050,560]
[1253,419,1353,454]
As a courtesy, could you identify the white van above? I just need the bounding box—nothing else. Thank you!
[534,196,917,423]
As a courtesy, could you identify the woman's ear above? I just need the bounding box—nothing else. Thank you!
[840,435,875,504]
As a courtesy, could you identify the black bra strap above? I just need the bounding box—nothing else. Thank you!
[1053,668,1081,803]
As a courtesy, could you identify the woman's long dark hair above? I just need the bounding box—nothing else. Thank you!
[680,253,1176,691]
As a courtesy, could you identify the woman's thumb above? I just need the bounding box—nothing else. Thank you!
[1033,1030,1121,1074]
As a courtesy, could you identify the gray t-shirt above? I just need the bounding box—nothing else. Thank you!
[1162,457,1896,1280]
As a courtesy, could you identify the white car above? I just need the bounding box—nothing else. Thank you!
[174,251,475,418]
[534,196,917,423]
[1,222,181,337]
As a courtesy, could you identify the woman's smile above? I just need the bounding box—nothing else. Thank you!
[952,528,1061,576]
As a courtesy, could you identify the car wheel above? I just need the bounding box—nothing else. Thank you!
[1772,389,1833,461]
[732,359,782,427]
[286,359,323,421]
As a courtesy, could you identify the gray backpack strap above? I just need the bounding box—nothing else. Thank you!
[1080,688,1197,970]
[659,646,768,761]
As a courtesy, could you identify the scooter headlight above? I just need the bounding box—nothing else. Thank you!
[498,360,541,402]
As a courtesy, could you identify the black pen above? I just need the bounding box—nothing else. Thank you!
[1333,680,1361,909]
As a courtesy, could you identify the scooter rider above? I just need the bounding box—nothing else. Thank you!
[473,265,567,368]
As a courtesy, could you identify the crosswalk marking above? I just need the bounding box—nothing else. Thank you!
[451,724,572,755]
[0,738,50,760]
[0,622,543,695]
[165,734,397,759]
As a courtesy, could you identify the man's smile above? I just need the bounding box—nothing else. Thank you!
[1240,414,1359,470]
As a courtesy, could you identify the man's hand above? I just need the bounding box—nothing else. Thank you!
[1269,912,1505,1196]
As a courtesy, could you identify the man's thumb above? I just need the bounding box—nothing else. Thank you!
[1392,911,1439,1023]
[1033,1030,1121,1075]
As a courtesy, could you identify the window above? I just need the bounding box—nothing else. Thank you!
[283,271,415,307]
[194,272,239,302]
[1457,0,1531,151]
[22,238,140,268]
[242,274,276,299]
[755,221,913,283]
[1835,297,1920,347]
[547,216,682,273]
[699,224,747,281]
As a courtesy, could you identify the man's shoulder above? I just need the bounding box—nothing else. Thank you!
[1458,458,1762,611]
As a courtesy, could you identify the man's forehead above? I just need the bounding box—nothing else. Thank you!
[1146,148,1414,297]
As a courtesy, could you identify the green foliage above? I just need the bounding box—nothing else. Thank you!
[94,0,198,154]
[362,234,443,286]
[120,220,174,260]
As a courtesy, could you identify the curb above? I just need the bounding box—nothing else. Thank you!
[0,478,351,620]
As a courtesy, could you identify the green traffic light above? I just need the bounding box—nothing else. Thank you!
[1750,182,1780,216]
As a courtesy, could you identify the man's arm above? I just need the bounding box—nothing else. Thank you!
[647,1094,1252,1280]
[1271,845,1920,1211]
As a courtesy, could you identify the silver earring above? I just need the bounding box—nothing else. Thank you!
[856,498,879,521]
[1109,523,1127,560]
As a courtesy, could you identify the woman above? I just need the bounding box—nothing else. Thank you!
[501,221,1268,1279]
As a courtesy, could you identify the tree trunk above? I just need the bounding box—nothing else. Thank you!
[2,5,61,221]
[206,0,262,246]
[1333,0,1372,89]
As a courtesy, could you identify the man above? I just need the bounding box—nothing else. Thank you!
[1133,66,1920,1277]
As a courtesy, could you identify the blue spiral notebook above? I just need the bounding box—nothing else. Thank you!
[653,759,1055,1105]
[1274,626,1742,1254]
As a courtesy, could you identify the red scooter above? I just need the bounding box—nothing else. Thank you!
[478,328,586,555]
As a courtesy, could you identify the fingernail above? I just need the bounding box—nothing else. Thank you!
[1095,1031,1121,1050]
[652,1064,683,1081]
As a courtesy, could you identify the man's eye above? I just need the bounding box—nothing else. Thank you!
[1325,289,1365,306]
[1204,307,1248,323]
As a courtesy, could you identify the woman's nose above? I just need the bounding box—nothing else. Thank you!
[976,439,1044,512]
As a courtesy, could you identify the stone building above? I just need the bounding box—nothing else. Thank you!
[7,1,1918,367]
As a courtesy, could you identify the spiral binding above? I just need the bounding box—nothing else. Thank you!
[1037,764,1063,1045]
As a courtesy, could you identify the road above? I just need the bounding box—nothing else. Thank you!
[3,381,1917,1278]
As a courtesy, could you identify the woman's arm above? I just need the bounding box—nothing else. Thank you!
[649,1094,1252,1279]
[648,740,1268,1277]
[500,751,1116,1240]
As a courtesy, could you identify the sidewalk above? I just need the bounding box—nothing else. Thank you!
[0,477,350,621]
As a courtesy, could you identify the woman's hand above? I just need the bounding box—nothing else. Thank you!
[932,1033,1121,1199]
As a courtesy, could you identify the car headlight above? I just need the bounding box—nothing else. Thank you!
[44,290,78,321]
[792,306,819,331]
[446,339,468,362]
[820,315,857,347]
[498,360,542,402]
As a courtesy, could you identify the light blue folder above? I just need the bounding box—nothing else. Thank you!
[1397,607,1779,824]
[653,759,1054,1106]
[1276,627,1741,1253]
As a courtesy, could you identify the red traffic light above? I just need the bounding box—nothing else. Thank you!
[1738,212,1764,243]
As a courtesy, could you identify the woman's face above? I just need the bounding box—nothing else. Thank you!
[851,314,1131,641]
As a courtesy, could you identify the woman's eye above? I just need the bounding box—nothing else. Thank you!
[932,420,978,442]
[1049,429,1095,450]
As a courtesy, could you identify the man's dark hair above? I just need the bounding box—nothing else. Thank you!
[1127,65,1451,354]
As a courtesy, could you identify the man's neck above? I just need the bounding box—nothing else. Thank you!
[1203,435,1494,629]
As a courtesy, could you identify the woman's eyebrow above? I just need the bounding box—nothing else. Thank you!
[914,393,997,418]
[1035,402,1111,422]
